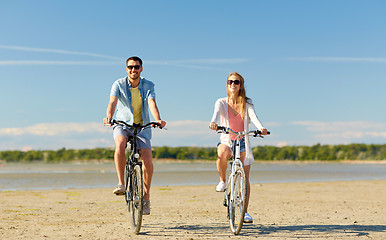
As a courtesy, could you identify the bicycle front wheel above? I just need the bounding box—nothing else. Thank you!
[229,167,247,235]
[128,164,144,234]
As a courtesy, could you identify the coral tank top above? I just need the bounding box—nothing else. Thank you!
[228,108,244,140]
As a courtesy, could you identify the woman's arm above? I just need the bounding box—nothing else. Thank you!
[247,103,268,134]
[209,99,223,130]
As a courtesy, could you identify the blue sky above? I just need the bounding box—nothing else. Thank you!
[1,0,385,150]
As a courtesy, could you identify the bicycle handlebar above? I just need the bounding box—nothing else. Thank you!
[108,119,165,130]
[216,126,270,137]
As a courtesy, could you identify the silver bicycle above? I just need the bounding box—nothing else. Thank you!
[216,126,269,235]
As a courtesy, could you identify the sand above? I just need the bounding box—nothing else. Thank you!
[1,180,385,239]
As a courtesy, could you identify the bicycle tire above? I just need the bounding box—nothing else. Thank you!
[127,164,144,234]
[229,166,247,235]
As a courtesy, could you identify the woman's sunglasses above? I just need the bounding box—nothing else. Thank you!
[227,80,240,85]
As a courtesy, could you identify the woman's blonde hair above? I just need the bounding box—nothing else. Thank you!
[226,72,250,118]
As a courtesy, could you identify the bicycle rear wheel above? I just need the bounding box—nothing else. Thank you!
[127,164,144,234]
[229,167,247,235]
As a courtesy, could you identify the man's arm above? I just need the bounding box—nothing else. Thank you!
[103,96,118,125]
[148,98,166,128]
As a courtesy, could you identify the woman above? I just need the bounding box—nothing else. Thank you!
[209,72,268,223]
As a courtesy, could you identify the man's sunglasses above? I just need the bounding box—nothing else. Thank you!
[127,65,141,70]
[227,80,240,85]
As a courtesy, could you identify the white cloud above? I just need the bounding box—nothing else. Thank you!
[0,45,248,69]
[1,120,384,150]
[291,121,386,141]
[316,131,386,139]
[276,141,288,147]
[0,120,219,150]
[262,122,282,127]
[0,60,120,66]
[21,146,33,152]
[0,44,122,60]
[0,120,212,139]
[152,120,214,140]
[146,58,250,70]
[0,120,295,150]
[284,57,386,63]
[292,121,386,132]
[0,122,109,136]
[147,58,249,65]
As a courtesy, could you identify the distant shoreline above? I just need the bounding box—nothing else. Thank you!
[1,143,385,162]
[2,158,386,164]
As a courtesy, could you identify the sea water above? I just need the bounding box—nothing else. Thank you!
[0,161,385,191]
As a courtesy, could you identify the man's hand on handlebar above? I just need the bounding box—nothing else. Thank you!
[103,117,112,126]
[155,120,167,128]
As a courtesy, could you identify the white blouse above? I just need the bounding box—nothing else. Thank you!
[210,97,265,165]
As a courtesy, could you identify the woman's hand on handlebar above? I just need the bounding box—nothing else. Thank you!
[260,128,268,135]
[209,122,218,131]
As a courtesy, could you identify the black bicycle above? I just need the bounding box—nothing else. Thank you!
[110,119,163,234]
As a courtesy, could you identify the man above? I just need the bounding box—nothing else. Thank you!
[103,56,166,215]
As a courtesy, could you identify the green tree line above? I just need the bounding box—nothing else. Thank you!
[0,144,385,163]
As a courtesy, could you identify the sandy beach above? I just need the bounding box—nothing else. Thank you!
[1,180,385,239]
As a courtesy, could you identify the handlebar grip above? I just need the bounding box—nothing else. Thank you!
[217,126,227,131]
[152,122,162,128]
[254,130,271,136]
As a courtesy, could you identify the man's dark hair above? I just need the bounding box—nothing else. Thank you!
[126,56,143,66]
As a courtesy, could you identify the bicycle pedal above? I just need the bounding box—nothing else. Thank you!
[115,192,125,196]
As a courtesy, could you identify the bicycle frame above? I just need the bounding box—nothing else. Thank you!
[126,131,141,206]
[226,132,244,210]
[218,127,258,193]
[108,119,163,234]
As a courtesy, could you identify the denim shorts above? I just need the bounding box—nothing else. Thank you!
[218,137,246,153]
[113,125,151,150]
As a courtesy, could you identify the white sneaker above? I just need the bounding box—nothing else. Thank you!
[143,200,150,215]
[215,181,226,192]
[244,212,253,223]
[113,184,125,195]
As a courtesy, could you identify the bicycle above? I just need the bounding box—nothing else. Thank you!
[108,119,164,234]
[216,126,270,235]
